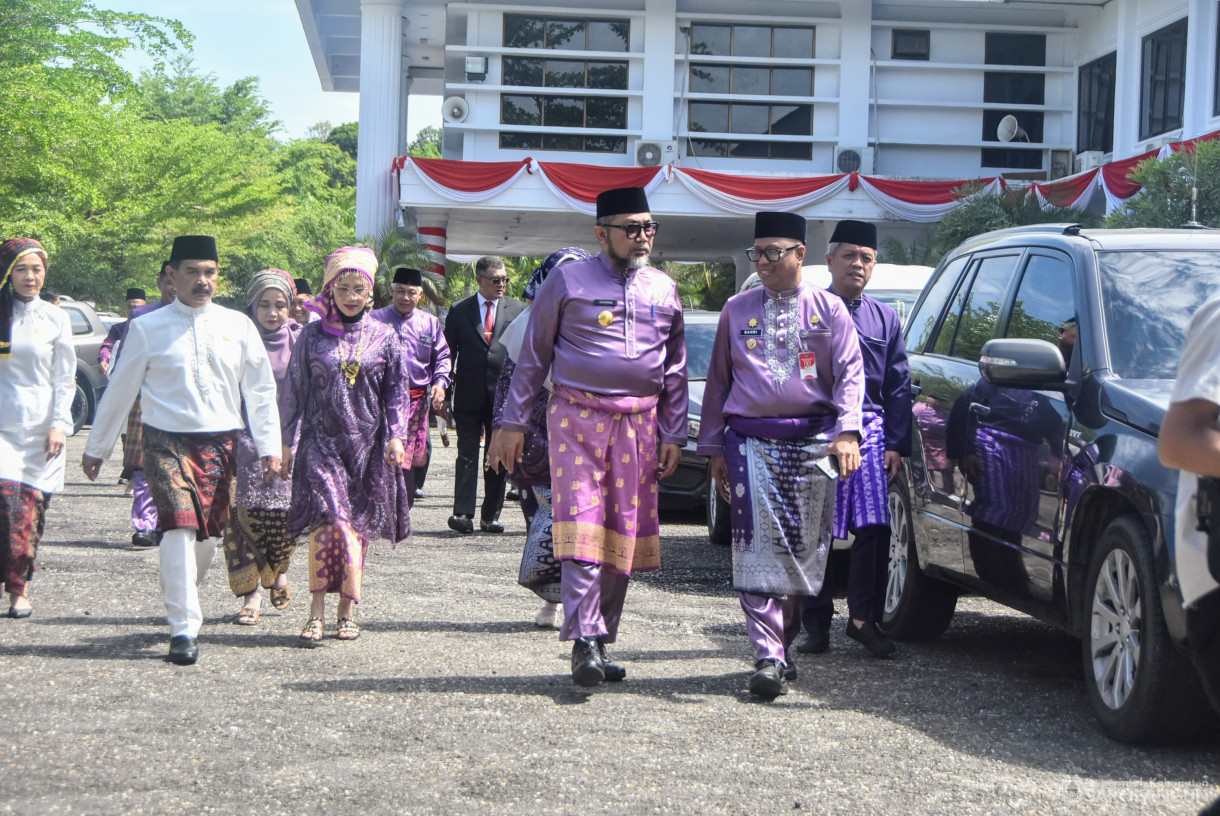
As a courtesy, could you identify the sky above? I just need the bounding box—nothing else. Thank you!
[102,0,443,142]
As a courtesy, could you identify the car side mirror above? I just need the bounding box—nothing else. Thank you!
[978,338,1068,391]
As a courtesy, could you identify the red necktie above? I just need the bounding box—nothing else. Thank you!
[484,300,495,343]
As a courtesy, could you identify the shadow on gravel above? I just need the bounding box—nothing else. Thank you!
[0,631,165,660]
[33,615,164,627]
[46,538,135,550]
[359,620,540,634]
[282,672,828,707]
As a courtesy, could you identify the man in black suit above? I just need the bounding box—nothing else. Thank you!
[443,256,525,534]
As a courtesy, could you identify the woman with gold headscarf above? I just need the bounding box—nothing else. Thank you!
[280,247,411,643]
[0,238,75,618]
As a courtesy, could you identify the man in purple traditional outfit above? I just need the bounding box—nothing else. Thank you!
[698,211,865,699]
[371,266,450,505]
[795,219,912,660]
[491,186,688,687]
[105,263,176,548]
[97,288,146,376]
[83,235,282,666]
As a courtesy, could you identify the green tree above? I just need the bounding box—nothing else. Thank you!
[327,122,359,161]
[134,55,281,137]
[408,125,443,159]
[929,185,1099,259]
[1104,140,1220,228]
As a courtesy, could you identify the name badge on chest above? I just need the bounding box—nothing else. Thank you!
[593,299,617,307]
[799,352,817,379]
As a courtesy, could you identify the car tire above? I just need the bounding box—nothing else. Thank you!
[1082,514,1217,743]
[706,475,731,547]
[70,380,91,435]
[880,478,958,641]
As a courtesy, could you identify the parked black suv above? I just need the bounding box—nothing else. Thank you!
[885,225,1220,743]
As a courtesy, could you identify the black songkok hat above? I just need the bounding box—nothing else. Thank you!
[125,288,146,300]
[393,267,423,287]
[169,235,218,263]
[829,219,878,250]
[596,187,651,220]
[293,278,312,295]
[159,260,173,277]
[754,211,806,243]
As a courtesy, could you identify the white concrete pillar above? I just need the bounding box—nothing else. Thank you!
[418,216,449,278]
[1183,0,1214,140]
[837,2,873,149]
[1112,0,1141,156]
[356,0,405,240]
[643,0,678,141]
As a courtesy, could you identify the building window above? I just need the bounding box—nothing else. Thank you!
[689,64,812,96]
[503,57,628,90]
[503,15,629,52]
[688,24,814,59]
[892,29,930,61]
[499,93,627,153]
[980,32,1044,169]
[985,33,1046,66]
[1141,18,1187,140]
[1078,52,1116,153]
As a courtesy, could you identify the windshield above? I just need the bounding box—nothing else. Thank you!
[685,320,719,381]
[868,289,921,325]
[1099,249,1220,379]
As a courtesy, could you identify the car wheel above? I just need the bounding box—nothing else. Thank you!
[70,380,90,434]
[706,474,731,547]
[1082,514,1216,743]
[880,478,957,640]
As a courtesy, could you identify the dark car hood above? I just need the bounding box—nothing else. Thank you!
[1100,378,1173,436]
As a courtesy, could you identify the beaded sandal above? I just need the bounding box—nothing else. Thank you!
[299,616,323,644]
[337,617,360,641]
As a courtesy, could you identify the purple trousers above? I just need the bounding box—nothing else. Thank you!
[740,593,804,665]
[558,559,630,643]
[130,469,158,533]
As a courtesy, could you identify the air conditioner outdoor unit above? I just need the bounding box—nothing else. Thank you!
[633,140,679,167]
[1075,150,1106,174]
[834,146,874,174]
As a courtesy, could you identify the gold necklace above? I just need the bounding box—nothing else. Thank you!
[337,319,365,388]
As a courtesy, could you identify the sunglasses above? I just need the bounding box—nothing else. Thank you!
[603,221,660,239]
[478,274,509,285]
[745,245,801,263]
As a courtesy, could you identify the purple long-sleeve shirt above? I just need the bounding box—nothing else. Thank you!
[829,288,912,457]
[107,300,169,372]
[370,305,452,390]
[697,282,864,456]
[502,252,689,445]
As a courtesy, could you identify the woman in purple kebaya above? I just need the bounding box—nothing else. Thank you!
[279,247,411,643]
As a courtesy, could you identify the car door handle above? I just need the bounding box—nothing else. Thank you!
[910,384,923,396]
[969,402,991,418]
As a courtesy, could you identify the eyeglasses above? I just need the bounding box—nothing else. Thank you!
[602,221,660,240]
[478,274,509,285]
[745,245,802,263]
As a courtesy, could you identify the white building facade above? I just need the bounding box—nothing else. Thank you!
[296,0,1220,270]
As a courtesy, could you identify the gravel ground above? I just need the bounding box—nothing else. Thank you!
[1,430,1217,816]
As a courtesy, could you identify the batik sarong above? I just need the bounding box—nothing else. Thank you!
[122,398,145,472]
[548,383,660,574]
[308,520,368,602]
[405,387,430,468]
[222,508,295,596]
[142,425,237,539]
[725,415,836,596]
[518,485,561,602]
[0,479,47,596]
[833,410,890,539]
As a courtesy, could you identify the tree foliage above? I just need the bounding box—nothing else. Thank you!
[408,125,443,159]
[1104,140,1220,229]
[0,1,357,309]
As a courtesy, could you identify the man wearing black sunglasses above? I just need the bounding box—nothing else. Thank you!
[491,186,688,687]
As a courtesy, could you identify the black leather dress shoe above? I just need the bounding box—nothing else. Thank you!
[749,659,788,700]
[846,620,896,658]
[8,606,32,619]
[506,489,520,502]
[782,652,797,682]
[131,531,157,548]
[597,640,626,682]
[571,637,605,687]
[479,519,504,534]
[447,514,474,535]
[793,628,830,654]
[168,636,199,665]
[412,489,426,499]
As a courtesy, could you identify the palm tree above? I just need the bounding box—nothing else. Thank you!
[361,224,448,311]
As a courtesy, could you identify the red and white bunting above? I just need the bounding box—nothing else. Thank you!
[673,168,851,215]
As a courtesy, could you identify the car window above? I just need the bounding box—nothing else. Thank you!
[63,305,91,336]
[908,256,968,352]
[945,254,1020,362]
[1005,252,1077,361]
[684,320,718,381]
